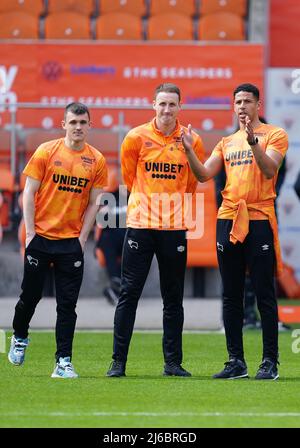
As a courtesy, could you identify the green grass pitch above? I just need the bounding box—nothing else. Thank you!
[1,330,300,428]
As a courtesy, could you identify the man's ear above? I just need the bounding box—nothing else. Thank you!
[257,100,262,111]
[61,120,66,130]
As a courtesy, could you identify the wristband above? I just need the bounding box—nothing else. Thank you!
[248,137,258,146]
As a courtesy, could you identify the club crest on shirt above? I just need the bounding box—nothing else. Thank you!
[81,156,95,172]
[81,156,95,164]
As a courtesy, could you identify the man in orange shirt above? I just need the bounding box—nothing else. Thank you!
[182,83,288,380]
[107,83,204,377]
[8,102,107,378]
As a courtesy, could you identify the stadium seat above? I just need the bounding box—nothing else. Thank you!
[44,12,91,39]
[147,13,194,40]
[199,0,247,17]
[96,13,142,40]
[0,130,12,165]
[24,130,65,151]
[0,168,15,230]
[0,167,14,193]
[0,12,39,39]
[149,0,196,17]
[47,0,96,15]
[198,12,245,40]
[99,0,146,17]
[22,130,64,168]
[87,131,119,162]
[0,0,44,15]
[186,180,218,267]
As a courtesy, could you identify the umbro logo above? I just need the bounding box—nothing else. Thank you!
[217,242,224,252]
[262,244,269,251]
[177,245,185,252]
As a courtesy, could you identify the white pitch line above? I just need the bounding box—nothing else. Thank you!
[1,412,300,418]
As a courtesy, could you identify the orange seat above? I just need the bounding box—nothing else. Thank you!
[187,180,218,267]
[148,13,194,40]
[198,12,245,40]
[0,192,12,229]
[0,0,44,15]
[44,12,91,39]
[149,0,196,17]
[87,131,119,154]
[96,13,142,40]
[24,130,65,152]
[21,130,65,170]
[0,130,12,166]
[99,0,146,17]
[47,0,96,15]
[0,167,14,193]
[0,12,39,39]
[199,0,247,17]
[0,168,14,229]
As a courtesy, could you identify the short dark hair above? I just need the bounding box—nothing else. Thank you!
[154,83,181,101]
[233,83,260,100]
[64,102,90,121]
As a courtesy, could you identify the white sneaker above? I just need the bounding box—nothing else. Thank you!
[51,356,78,378]
[8,335,29,366]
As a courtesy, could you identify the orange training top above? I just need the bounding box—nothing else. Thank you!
[212,123,288,273]
[23,138,108,239]
[121,118,205,230]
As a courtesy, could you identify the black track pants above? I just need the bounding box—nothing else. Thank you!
[216,219,278,362]
[113,228,187,364]
[13,235,84,361]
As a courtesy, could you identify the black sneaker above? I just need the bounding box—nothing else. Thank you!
[255,358,279,380]
[106,360,126,377]
[163,363,191,377]
[213,359,249,379]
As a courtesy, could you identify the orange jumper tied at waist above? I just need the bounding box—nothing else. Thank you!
[222,198,283,275]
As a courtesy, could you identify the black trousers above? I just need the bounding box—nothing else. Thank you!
[217,219,278,362]
[13,234,84,361]
[113,228,187,364]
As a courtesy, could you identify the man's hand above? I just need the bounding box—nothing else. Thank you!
[245,116,255,144]
[78,236,85,251]
[181,124,194,153]
[25,233,35,248]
